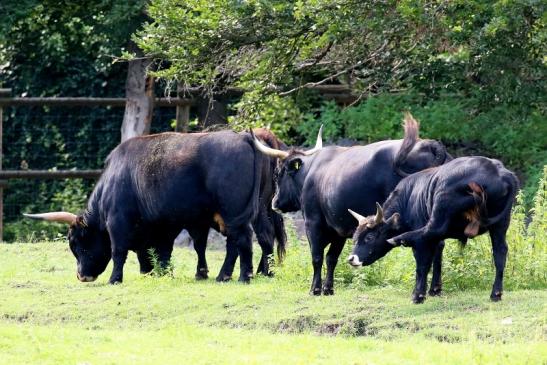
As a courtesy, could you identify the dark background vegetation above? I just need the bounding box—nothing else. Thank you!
[0,0,545,241]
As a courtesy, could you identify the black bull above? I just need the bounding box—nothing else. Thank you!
[253,113,451,295]
[348,156,518,303]
[24,130,285,284]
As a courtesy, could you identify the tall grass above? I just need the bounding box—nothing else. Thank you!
[276,166,547,292]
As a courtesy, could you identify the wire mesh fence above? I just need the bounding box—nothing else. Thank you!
[2,105,176,241]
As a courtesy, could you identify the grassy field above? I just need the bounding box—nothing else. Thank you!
[0,239,545,365]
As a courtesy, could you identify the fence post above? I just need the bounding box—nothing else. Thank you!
[0,88,11,242]
[175,83,190,132]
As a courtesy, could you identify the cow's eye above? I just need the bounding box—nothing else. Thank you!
[365,233,374,242]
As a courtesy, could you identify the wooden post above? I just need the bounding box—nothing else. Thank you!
[0,88,11,242]
[175,83,190,132]
[175,105,190,133]
[121,57,155,141]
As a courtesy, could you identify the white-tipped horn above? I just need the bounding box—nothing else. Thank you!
[348,209,367,225]
[252,133,289,159]
[23,212,77,225]
[303,125,323,156]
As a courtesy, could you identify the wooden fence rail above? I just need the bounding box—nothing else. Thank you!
[0,90,193,241]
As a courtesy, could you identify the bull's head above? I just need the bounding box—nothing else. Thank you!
[23,212,111,282]
[347,203,401,267]
[252,126,323,212]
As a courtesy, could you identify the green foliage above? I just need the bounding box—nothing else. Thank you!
[147,247,174,278]
[300,92,546,198]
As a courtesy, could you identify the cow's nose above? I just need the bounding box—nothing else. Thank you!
[347,255,362,267]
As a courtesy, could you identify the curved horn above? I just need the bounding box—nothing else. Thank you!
[375,202,384,225]
[251,131,289,160]
[23,212,77,225]
[303,125,323,156]
[348,209,367,225]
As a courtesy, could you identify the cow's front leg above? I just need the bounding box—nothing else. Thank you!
[428,240,445,296]
[489,225,509,302]
[412,244,435,304]
[107,220,133,284]
[109,247,128,284]
[322,236,345,295]
[252,210,275,276]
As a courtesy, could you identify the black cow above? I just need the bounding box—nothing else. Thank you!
[253,113,451,295]
[24,131,268,284]
[205,128,287,279]
[347,156,518,303]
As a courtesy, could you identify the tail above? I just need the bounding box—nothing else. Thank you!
[271,210,287,263]
[227,133,263,229]
[393,112,420,177]
[247,131,265,224]
[485,172,519,226]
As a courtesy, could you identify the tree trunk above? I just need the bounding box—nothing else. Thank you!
[121,58,154,141]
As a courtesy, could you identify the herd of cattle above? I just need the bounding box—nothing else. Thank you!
[24,113,518,303]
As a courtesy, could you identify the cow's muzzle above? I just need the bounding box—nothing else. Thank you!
[77,272,97,282]
[347,255,363,267]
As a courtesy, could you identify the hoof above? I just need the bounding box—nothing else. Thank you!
[490,291,503,302]
[195,269,209,280]
[238,276,251,284]
[428,286,442,297]
[412,293,426,304]
[109,280,122,285]
[310,287,322,296]
[216,274,232,282]
[322,287,334,296]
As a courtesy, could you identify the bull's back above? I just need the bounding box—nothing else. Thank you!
[310,142,402,236]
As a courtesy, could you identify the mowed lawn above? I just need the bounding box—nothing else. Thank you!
[0,241,545,364]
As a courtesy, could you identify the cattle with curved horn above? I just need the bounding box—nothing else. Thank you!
[24,130,272,284]
[347,156,518,303]
[253,112,452,295]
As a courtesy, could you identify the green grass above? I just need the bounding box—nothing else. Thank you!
[0,241,545,364]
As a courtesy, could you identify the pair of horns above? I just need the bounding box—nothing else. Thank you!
[23,212,78,225]
[252,125,323,159]
[348,202,383,226]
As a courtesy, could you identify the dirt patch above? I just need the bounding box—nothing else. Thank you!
[3,312,31,322]
[277,315,318,334]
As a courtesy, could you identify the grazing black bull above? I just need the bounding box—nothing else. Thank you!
[347,156,518,303]
[24,131,269,284]
[253,113,451,295]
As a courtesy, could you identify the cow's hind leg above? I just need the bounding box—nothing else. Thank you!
[489,222,509,302]
[428,240,445,296]
[322,235,345,295]
[412,243,436,304]
[216,237,238,282]
[137,249,153,274]
[188,226,210,280]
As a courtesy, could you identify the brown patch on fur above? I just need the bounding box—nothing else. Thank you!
[252,128,287,150]
[463,182,486,238]
[214,213,226,234]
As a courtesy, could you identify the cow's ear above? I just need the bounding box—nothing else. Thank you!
[288,158,303,172]
[387,213,401,230]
